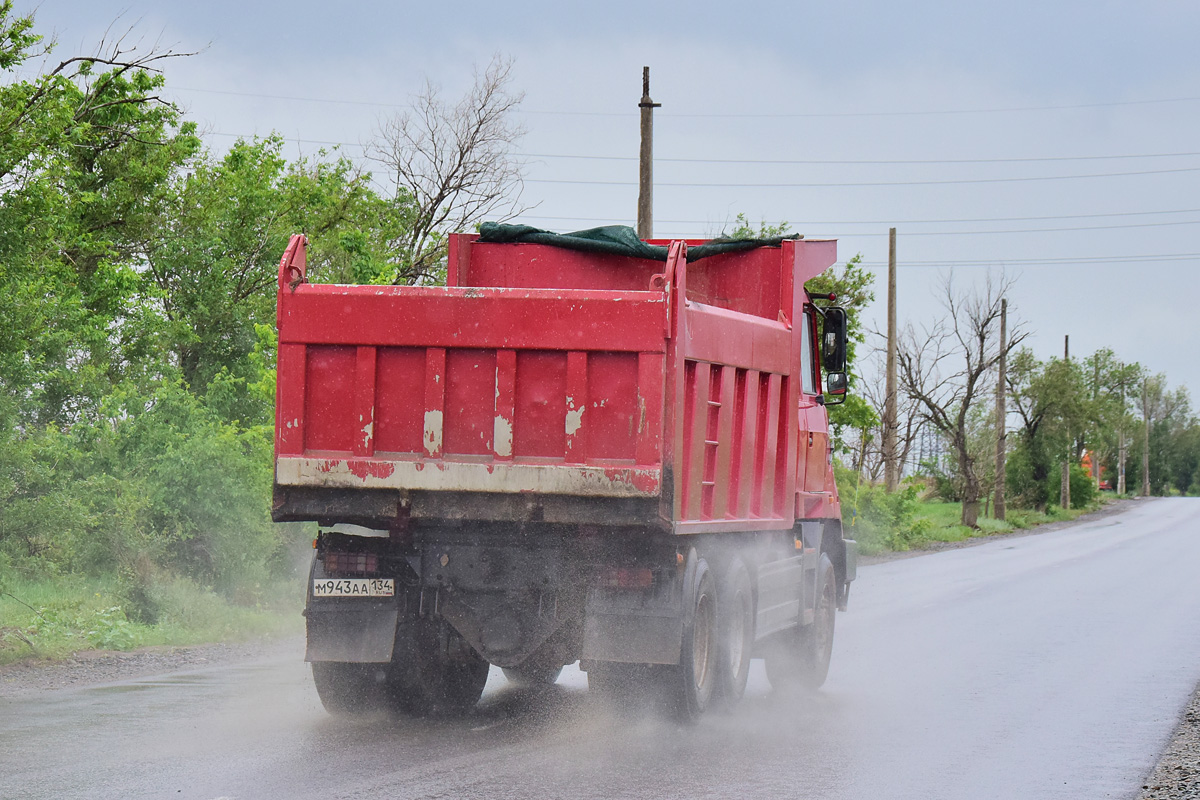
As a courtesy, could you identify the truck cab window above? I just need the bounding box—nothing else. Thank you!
[801,310,817,395]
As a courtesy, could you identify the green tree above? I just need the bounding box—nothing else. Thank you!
[1079,349,1141,494]
[806,254,879,449]
[1005,349,1088,510]
[139,136,409,424]
[0,3,199,424]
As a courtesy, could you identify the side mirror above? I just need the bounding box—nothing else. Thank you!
[822,307,848,373]
[824,371,847,405]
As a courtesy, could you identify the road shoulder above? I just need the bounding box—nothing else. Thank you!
[1138,681,1200,798]
[0,636,301,698]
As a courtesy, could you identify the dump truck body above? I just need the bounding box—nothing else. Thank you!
[273,229,857,719]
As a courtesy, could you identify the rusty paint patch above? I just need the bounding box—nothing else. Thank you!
[347,460,396,480]
[604,467,661,495]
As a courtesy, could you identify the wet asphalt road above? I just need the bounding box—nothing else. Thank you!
[3,498,1200,800]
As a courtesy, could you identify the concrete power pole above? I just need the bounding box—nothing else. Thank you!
[1142,382,1152,496]
[994,298,1007,521]
[884,227,899,492]
[1118,430,1127,495]
[637,67,660,240]
[1061,335,1071,509]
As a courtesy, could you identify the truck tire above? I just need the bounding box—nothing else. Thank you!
[388,622,490,717]
[765,552,836,692]
[713,558,754,708]
[502,663,564,688]
[311,662,386,714]
[661,556,718,723]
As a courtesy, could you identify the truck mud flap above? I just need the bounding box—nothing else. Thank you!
[580,558,686,666]
[582,609,683,665]
[305,602,399,663]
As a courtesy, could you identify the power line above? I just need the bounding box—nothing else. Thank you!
[173,85,1200,118]
[517,208,1200,225]
[206,131,1200,169]
[525,150,1200,166]
[829,219,1200,236]
[856,253,1200,267]
[520,218,1200,237]
[524,165,1200,188]
[662,96,1200,119]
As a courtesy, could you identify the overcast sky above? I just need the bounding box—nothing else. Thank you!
[21,1,1200,398]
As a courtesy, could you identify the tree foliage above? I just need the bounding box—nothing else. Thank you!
[0,8,424,599]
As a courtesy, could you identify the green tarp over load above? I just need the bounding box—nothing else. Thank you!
[477,222,800,262]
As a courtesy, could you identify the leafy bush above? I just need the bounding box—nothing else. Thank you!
[836,463,929,552]
[918,458,961,502]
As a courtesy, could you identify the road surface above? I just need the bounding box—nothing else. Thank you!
[3,498,1199,799]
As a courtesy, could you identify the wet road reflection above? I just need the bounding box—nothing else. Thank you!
[3,499,1200,800]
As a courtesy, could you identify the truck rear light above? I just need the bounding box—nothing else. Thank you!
[324,551,379,576]
[599,567,655,589]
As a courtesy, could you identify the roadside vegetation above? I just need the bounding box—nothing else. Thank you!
[2,7,1199,666]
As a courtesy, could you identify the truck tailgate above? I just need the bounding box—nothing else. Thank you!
[274,238,666,502]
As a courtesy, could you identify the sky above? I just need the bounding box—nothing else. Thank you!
[18,1,1200,398]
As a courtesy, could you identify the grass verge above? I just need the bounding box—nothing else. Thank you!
[907,501,1095,547]
[0,574,303,667]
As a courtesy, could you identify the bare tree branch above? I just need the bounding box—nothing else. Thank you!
[896,272,1027,526]
[365,54,527,284]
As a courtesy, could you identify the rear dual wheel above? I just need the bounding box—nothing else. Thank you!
[661,556,719,722]
[388,621,490,716]
[311,661,388,714]
[714,558,755,708]
[311,622,489,718]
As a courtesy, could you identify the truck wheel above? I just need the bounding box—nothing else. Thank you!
[661,556,718,722]
[765,552,837,692]
[713,558,754,708]
[502,663,564,688]
[388,622,490,717]
[311,662,386,714]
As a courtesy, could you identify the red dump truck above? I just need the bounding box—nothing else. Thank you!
[272,225,857,721]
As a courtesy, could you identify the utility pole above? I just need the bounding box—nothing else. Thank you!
[637,67,660,240]
[1142,381,1152,496]
[1117,366,1129,495]
[1118,430,1127,495]
[1061,335,1070,509]
[994,298,1007,521]
[884,227,898,492]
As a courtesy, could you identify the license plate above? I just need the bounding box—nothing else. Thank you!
[312,578,394,598]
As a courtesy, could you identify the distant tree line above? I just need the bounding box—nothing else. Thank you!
[841,272,1200,525]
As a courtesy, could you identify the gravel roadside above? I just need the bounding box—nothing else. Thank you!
[0,635,302,698]
[1139,683,1200,799]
